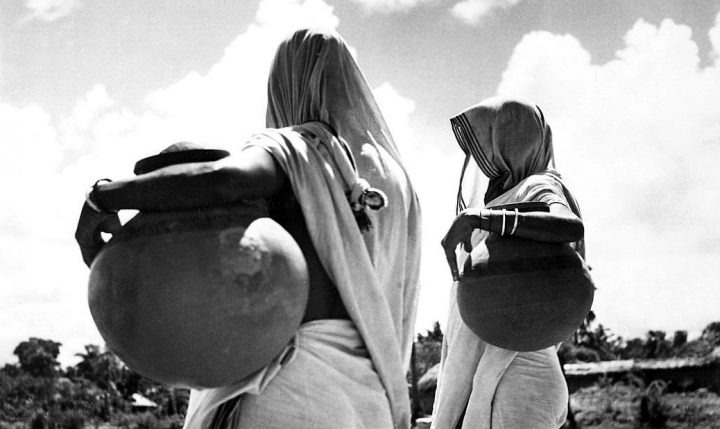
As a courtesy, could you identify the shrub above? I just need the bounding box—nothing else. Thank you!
[136,412,160,429]
[57,409,87,429]
[637,380,669,427]
[29,412,47,429]
[573,346,600,363]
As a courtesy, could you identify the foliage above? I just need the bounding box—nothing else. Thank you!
[0,337,189,426]
[569,376,715,428]
[563,313,720,363]
[134,412,159,429]
[701,321,720,347]
[638,380,669,427]
[13,338,61,378]
[413,322,443,379]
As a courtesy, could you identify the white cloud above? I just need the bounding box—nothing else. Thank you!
[496,16,720,337]
[710,10,720,60]
[450,0,522,25]
[349,0,438,13]
[373,82,416,148]
[24,0,80,22]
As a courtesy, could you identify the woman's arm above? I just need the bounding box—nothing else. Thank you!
[75,146,286,267]
[441,203,584,280]
[92,146,287,211]
[478,202,583,242]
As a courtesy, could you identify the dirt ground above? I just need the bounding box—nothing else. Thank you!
[571,385,720,428]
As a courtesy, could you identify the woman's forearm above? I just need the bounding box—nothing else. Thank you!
[475,206,584,242]
[92,147,286,212]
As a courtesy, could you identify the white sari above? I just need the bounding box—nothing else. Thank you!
[184,29,421,429]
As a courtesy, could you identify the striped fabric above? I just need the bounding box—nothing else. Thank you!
[450,113,501,180]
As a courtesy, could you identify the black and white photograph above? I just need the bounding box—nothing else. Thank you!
[1,0,719,427]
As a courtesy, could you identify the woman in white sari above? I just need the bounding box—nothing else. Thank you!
[432,97,584,429]
[185,29,422,428]
[76,28,421,429]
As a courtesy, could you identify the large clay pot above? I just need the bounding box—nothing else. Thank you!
[88,148,309,389]
[458,233,594,352]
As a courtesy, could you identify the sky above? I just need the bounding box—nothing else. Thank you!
[1,0,719,366]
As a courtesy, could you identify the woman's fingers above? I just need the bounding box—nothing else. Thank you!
[462,235,473,253]
[99,213,122,235]
[80,243,103,268]
[75,204,104,245]
[441,216,468,281]
[440,227,460,281]
[75,202,122,267]
[444,245,459,282]
[441,210,483,281]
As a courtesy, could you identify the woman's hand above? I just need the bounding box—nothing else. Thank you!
[441,208,484,281]
[75,202,121,267]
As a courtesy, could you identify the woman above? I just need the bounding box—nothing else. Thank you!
[76,28,421,428]
[431,97,585,429]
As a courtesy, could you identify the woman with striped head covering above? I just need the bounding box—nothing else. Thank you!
[432,97,585,429]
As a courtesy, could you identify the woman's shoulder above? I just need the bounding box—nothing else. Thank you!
[513,170,568,205]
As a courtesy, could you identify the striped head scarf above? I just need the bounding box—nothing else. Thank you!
[451,97,554,212]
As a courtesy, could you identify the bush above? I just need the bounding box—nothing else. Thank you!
[58,409,87,429]
[638,380,669,427]
[136,412,160,429]
[163,414,185,429]
[573,346,601,363]
[29,412,47,429]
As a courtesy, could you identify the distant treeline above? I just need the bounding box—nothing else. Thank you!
[0,340,186,428]
[2,315,719,427]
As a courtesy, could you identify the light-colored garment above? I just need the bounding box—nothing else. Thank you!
[216,319,394,429]
[433,97,582,429]
[184,28,421,429]
[264,29,422,428]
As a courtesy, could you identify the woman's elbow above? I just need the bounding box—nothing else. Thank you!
[210,167,245,204]
[567,218,584,242]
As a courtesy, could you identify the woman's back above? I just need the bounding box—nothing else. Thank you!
[268,186,349,322]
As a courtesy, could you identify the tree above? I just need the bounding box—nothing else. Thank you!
[417,321,444,343]
[414,322,444,377]
[672,330,687,349]
[571,312,619,361]
[701,321,720,346]
[74,344,128,419]
[643,331,671,359]
[13,337,61,377]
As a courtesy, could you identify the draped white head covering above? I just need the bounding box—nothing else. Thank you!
[267,28,404,166]
[183,29,421,429]
[263,28,422,428]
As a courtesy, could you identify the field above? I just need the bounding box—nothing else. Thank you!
[570,384,720,428]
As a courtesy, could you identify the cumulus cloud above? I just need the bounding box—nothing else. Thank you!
[349,0,438,13]
[373,82,417,148]
[450,0,522,25]
[497,16,720,336]
[23,0,80,22]
[0,0,420,365]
